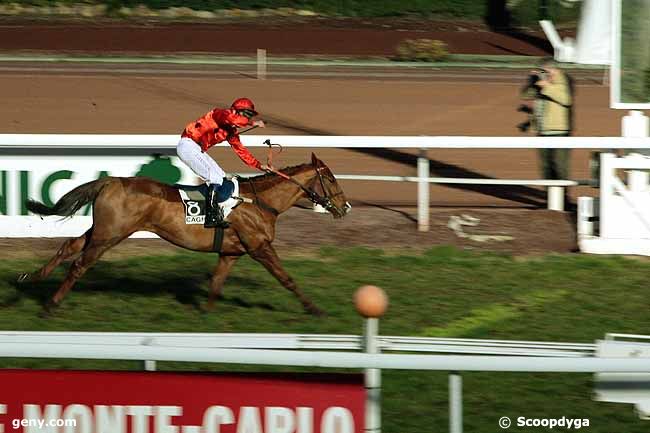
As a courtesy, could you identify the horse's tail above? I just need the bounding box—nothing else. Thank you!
[26,177,116,217]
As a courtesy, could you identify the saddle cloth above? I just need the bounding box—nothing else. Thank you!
[177,178,240,225]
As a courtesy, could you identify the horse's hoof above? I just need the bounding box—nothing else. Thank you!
[306,305,326,317]
[39,301,58,318]
[16,273,30,284]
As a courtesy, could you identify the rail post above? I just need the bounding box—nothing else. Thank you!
[547,186,565,211]
[364,317,381,433]
[142,337,157,371]
[257,49,267,80]
[449,372,463,433]
[417,148,430,232]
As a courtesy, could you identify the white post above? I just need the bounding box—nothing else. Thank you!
[417,149,430,232]
[257,49,267,80]
[599,153,616,238]
[627,153,650,192]
[577,196,595,237]
[547,186,565,211]
[364,318,381,433]
[622,110,649,140]
[622,110,650,188]
[142,337,156,371]
[449,373,463,433]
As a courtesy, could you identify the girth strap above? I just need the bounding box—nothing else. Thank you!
[213,226,224,252]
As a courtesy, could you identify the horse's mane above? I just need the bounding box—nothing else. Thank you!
[240,162,313,192]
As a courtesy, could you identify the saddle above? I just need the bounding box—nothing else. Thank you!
[174,179,240,225]
[174,180,235,203]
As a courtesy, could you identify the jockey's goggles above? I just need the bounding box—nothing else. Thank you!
[238,109,257,119]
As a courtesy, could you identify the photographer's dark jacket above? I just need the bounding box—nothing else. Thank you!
[522,72,572,135]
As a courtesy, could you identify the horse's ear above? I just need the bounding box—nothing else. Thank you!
[311,152,319,166]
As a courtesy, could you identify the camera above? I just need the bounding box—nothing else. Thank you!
[523,70,546,92]
[516,104,533,132]
[527,73,541,88]
[516,70,546,132]
[516,103,535,132]
[517,104,533,114]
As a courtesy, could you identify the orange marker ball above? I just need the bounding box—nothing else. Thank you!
[354,285,388,318]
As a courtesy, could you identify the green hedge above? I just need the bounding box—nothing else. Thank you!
[0,0,580,23]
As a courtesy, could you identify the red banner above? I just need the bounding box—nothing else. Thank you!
[0,370,365,433]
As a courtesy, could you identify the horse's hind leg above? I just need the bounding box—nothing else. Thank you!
[206,255,239,310]
[248,242,323,316]
[47,235,125,308]
[18,230,90,283]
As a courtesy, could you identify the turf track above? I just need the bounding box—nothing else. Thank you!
[1,247,649,432]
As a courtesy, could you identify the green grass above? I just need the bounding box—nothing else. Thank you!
[620,0,650,103]
[1,246,649,432]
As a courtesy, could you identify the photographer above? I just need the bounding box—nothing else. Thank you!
[518,58,574,182]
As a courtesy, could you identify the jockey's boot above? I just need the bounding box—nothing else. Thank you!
[204,184,229,229]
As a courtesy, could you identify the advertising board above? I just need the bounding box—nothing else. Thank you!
[0,370,364,433]
[0,155,195,237]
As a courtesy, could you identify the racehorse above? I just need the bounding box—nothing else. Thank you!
[20,153,350,316]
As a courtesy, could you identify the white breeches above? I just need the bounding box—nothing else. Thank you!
[176,137,225,185]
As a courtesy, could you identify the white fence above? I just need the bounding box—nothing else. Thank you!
[1,328,649,433]
[1,134,650,234]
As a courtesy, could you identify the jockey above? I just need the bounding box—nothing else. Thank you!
[177,97,269,228]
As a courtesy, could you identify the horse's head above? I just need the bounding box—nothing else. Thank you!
[308,153,351,218]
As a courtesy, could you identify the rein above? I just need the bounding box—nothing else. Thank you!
[263,140,339,213]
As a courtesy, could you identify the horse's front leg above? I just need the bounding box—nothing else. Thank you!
[248,242,324,316]
[206,254,239,310]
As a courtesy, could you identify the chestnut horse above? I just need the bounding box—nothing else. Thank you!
[21,153,350,315]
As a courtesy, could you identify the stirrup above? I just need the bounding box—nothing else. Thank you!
[204,206,229,228]
[213,205,230,228]
[204,185,229,228]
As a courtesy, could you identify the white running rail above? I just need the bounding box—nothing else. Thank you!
[2,134,649,232]
[0,331,596,357]
[0,330,647,433]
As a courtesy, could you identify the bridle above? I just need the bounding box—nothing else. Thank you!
[263,140,346,217]
[311,162,346,215]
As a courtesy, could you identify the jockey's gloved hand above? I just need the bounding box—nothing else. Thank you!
[260,163,274,172]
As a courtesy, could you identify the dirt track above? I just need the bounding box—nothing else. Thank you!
[0,18,558,56]
[0,207,577,260]
[0,18,616,255]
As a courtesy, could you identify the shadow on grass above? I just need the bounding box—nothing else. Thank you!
[5,261,280,314]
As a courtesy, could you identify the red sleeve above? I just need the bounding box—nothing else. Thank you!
[227,134,262,169]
